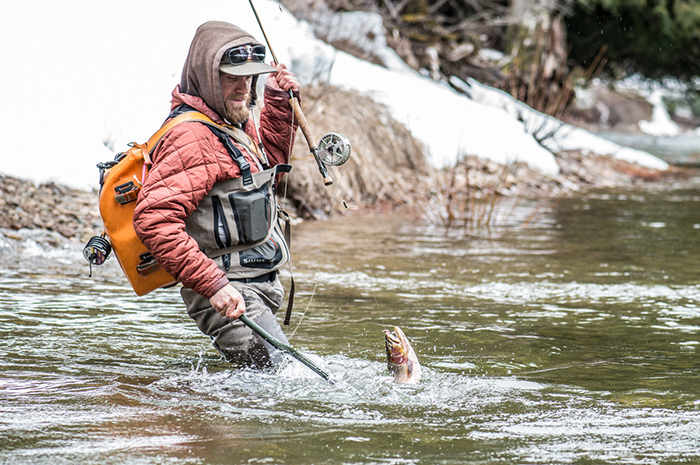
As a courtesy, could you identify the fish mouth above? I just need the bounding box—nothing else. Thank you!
[383,326,406,345]
[383,326,409,363]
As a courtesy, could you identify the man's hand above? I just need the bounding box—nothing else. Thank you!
[210,284,246,319]
[269,62,300,93]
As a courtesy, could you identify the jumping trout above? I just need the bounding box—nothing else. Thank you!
[383,326,421,384]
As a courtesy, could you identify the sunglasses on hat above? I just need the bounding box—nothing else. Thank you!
[222,44,266,66]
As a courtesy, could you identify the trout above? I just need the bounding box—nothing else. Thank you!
[383,326,421,384]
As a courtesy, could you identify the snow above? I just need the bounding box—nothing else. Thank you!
[616,75,687,137]
[451,78,670,171]
[0,0,670,191]
[638,89,682,137]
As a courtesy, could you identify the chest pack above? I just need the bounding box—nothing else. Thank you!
[83,111,266,296]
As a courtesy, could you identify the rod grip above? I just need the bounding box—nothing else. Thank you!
[239,314,334,384]
[289,97,316,150]
[289,95,333,186]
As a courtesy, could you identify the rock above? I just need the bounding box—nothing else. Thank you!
[0,174,101,243]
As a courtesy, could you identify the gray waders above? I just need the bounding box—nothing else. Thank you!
[181,277,288,367]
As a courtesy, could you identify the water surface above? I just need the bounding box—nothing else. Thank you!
[1,184,700,464]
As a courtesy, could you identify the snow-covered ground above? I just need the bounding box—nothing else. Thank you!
[0,0,672,191]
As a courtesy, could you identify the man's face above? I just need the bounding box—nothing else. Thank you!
[220,72,253,124]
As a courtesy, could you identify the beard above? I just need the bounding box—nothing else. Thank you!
[224,93,251,125]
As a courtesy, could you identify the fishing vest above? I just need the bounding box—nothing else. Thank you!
[181,115,292,279]
[184,163,291,278]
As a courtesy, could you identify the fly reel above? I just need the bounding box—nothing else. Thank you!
[82,234,112,278]
[83,235,112,266]
[318,133,351,166]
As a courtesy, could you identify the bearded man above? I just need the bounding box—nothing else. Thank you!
[133,21,299,366]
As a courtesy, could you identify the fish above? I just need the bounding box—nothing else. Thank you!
[383,326,421,384]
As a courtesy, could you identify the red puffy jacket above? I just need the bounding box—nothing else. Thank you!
[133,83,297,299]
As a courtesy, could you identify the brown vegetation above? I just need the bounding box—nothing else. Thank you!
[278,84,430,219]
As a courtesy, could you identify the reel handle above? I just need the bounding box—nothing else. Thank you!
[289,95,333,186]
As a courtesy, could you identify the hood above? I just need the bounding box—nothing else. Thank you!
[180,21,269,121]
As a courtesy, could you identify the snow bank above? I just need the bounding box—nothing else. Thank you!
[0,0,668,191]
[454,78,669,171]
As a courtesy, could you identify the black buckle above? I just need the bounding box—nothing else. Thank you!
[114,180,140,205]
[136,252,161,276]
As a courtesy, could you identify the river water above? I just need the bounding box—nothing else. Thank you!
[1,181,700,464]
[597,131,700,166]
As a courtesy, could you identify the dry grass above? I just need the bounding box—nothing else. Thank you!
[278,84,430,219]
[427,155,527,229]
[444,157,508,228]
[428,155,571,230]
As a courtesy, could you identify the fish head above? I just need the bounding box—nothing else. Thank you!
[383,326,421,384]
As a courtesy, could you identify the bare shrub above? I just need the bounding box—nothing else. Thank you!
[427,155,561,230]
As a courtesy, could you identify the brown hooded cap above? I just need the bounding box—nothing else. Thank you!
[180,21,275,120]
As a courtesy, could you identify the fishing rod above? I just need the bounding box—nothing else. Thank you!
[244,0,345,385]
[247,0,351,186]
[239,314,335,384]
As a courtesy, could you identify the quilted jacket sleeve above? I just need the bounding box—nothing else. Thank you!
[258,83,299,166]
[133,122,252,299]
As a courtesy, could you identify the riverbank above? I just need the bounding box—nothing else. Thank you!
[0,175,101,243]
[1,142,698,251]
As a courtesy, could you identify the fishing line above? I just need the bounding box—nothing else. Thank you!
[277,107,373,339]
[246,0,351,340]
[288,164,348,341]
[276,77,329,342]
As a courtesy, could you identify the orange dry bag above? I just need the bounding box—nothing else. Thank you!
[90,112,216,296]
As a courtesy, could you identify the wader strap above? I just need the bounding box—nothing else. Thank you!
[163,106,255,186]
[169,105,265,166]
[278,209,292,248]
[284,276,295,326]
[216,124,266,164]
[278,208,294,326]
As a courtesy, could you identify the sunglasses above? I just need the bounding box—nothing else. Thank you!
[222,44,266,66]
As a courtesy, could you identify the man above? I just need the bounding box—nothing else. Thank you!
[133,20,299,367]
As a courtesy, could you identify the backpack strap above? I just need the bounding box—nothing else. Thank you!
[169,104,268,167]
[145,111,253,186]
[143,111,214,158]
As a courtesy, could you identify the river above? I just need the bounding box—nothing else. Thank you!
[597,131,700,167]
[1,181,700,464]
